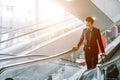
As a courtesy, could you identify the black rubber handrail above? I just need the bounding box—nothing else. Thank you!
[0,48,75,74]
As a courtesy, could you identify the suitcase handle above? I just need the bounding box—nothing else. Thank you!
[100,54,107,63]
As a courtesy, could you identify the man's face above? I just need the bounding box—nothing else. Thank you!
[85,21,92,28]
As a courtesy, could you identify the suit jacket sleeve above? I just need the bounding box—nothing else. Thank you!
[97,29,105,53]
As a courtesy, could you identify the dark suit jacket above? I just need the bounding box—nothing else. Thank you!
[78,27,105,53]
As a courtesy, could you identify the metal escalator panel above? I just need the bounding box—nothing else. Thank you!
[79,68,97,80]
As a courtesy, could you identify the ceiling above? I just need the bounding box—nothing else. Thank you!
[54,0,113,31]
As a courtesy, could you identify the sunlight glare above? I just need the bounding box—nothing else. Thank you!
[39,0,65,21]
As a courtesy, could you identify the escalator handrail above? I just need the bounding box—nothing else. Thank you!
[0,48,75,74]
[79,68,96,80]
[0,54,48,62]
[99,53,120,70]
[0,14,74,35]
[0,24,84,55]
[0,17,77,44]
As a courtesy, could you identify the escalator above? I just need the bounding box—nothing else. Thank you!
[0,14,119,80]
[0,49,83,80]
[0,37,119,80]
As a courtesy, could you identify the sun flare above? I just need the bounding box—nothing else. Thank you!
[39,0,65,21]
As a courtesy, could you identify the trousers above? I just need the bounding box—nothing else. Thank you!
[85,49,98,70]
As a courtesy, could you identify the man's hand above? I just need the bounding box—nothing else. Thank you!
[72,45,79,51]
[101,52,106,57]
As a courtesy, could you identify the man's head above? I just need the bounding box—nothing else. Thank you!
[85,16,94,28]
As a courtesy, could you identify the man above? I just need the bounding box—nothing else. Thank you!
[73,16,106,70]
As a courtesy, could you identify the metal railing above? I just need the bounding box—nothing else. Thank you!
[0,48,75,73]
[0,17,77,43]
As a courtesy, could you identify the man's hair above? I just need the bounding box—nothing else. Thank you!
[85,16,94,24]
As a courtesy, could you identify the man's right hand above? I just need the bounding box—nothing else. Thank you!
[72,45,79,51]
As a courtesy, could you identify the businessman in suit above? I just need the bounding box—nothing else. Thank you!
[73,16,106,70]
